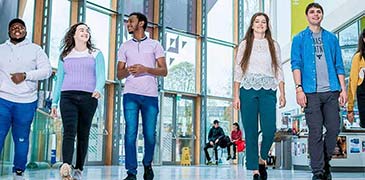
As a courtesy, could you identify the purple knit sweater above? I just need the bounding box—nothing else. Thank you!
[61,56,96,93]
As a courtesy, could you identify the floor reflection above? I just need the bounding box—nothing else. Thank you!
[1,165,365,180]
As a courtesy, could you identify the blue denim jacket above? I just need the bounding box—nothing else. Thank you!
[291,27,345,93]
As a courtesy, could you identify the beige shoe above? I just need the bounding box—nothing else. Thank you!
[59,163,72,180]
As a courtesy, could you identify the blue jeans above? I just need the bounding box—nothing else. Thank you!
[0,97,37,172]
[123,93,159,175]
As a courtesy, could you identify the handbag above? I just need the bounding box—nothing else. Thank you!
[235,139,246,152]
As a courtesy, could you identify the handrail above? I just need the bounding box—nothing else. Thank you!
[37,108,53,118]
[36,108,58,120]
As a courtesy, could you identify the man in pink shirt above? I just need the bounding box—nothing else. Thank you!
[117,12,167,180]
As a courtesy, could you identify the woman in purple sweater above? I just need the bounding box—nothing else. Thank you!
[50,23,106,180]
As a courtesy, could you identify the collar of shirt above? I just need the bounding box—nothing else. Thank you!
[132,36,148,42]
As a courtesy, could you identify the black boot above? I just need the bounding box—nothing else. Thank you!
[312,172,324,180]
[259,164,267,180]
[143,165,154,180]
[124,173,137,180]
[253,174,260,180]
[324,162,332,180]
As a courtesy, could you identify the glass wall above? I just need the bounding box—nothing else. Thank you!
[205,0,235,147]
[49,0,71,68]
[207,0,233,42]
[161,96,174,162]
[164,31,197,93]
[206,99,233,135]
[165,0,196,33]
[207,42,233,98]
[339,22,359,47]
[342,48,357,78]
[18,0,35,41]
[124,0,154,22]
[243,0,260,33]
[338,21,360,79]
[84,2,115,164]
[86,7,111,78]
[88,0,112,9]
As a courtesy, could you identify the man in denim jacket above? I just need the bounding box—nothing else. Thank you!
[291,3,347,180]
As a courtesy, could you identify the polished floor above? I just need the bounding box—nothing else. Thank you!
[2,165,365,180]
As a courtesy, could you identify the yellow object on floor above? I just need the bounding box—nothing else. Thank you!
[180,147,191,166]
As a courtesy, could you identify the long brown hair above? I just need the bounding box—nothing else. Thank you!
[357,28,365,60]
[240,12,279,77]
[60,22,96,59]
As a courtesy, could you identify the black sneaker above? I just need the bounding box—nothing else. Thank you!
[227,155,232,160]
[232,156,236,160]
[253,174,260,180]
[124,174,137,180]
[259,164,267,180]
[143,165,154,180]
[324,163,332,180]
[312,173,324,180]
[13,170,25,180]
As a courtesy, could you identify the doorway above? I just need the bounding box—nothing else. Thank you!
[160,93,196,165]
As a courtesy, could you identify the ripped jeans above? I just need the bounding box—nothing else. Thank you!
[0,97,37,172]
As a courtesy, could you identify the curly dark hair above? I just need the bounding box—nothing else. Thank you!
[60,22,96,59]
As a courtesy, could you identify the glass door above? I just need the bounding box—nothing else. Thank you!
[161,94,195,165]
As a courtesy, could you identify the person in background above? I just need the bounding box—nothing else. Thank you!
[347,28,365,128]
[204,120,225,165]
[227,122,243,160]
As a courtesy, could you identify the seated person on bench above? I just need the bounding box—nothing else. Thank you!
[227,122,243,160]
[204,120,225,165]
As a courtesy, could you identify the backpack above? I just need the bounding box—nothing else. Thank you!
[218,135,231,148]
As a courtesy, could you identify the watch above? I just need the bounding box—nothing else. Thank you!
[295,84,302,89]
[23,72,27,80]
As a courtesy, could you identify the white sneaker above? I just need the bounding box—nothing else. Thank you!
[59,163,72,180]
[13,170,25,180]
[73,169,82,180]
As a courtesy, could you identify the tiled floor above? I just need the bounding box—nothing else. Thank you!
[2,165,365,180]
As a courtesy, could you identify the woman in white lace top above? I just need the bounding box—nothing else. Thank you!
[232,12,286,180]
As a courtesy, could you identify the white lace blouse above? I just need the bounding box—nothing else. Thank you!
[234,38,284,90]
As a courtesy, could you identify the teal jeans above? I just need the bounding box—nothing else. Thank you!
[239,88,277,170]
